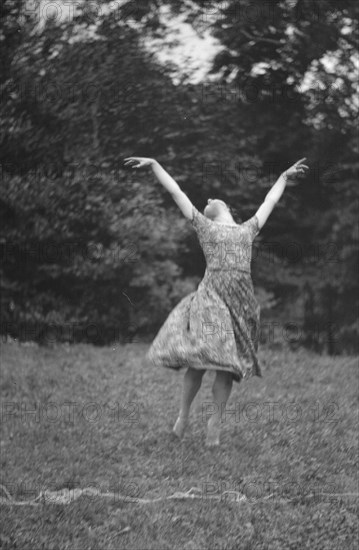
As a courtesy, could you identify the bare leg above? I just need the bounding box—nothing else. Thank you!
[173,367,205,438]
[206,370,234,447]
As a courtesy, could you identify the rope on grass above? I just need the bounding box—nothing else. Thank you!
[0,484,247,507]
[1,484,358,507]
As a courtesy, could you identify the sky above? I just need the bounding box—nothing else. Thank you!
[28,0,357,96]
[29,0,222,84]
[141,4,222,84]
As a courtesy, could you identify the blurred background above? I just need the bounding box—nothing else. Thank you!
[1,0,358,353]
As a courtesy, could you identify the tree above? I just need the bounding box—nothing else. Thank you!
[1,0,357,352]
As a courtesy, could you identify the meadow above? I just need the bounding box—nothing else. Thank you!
[0,341,358,549]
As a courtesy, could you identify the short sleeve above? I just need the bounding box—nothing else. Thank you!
[241,215,260,240]
[190,205,211,231]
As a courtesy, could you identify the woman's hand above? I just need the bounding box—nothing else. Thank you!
[123,157,156,169]
[283,158,310,183]
[257,158,310,227]
[124,157,194,219]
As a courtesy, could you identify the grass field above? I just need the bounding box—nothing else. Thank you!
[0,341,358,549]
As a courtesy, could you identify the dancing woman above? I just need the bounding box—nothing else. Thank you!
[124,156,309,446]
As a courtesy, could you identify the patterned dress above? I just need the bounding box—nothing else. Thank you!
[147,206,262,382]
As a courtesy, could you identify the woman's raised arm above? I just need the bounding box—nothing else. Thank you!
[124,157,194,219]
[255,158,309,230]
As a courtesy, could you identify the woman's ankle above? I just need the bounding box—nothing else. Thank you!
[178,410,189,421]
[172,415,188,438]
[207,415,221,429]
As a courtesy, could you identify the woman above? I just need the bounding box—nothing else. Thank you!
[124,156,309,446]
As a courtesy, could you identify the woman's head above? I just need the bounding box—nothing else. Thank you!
[204,198,235,223]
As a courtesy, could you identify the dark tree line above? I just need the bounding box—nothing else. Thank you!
[1,0,358,352]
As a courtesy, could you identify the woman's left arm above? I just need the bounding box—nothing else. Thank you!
[255,158,309,230]
[123,156,194,219]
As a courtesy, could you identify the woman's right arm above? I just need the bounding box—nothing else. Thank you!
[254,158,309,230]
[124,157,194,219]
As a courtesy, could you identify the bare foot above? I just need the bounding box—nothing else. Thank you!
[206,418,221,447]
[172,416,188,439]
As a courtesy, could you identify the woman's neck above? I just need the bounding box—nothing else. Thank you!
[214,212,236,225]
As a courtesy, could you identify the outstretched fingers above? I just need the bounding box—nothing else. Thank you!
[123,158,141,168]
[295,158,309,171]
[293,159,310,178]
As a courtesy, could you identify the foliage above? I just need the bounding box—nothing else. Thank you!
[0,0,358,351]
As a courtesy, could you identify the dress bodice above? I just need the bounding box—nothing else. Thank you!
[191,206,260,273]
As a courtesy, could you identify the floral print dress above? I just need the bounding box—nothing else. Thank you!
[147,206,262,382]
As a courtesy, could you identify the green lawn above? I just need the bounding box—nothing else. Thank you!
[0,341,358,549]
